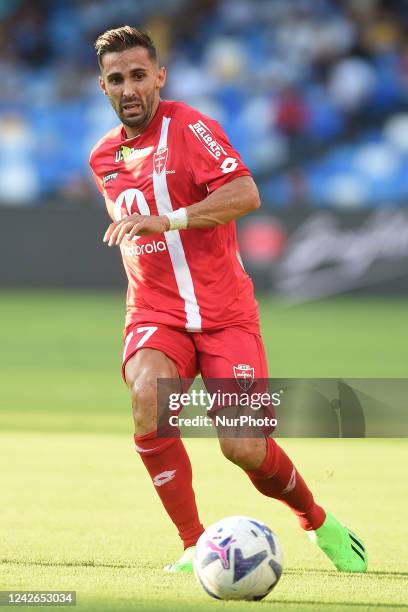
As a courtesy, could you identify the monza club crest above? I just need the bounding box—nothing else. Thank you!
[233,364,255,390]
[153,147,168,174]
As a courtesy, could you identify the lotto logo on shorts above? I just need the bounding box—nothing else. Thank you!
[233,364,255,390]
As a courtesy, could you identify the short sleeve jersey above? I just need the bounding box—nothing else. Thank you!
[89,100,260,334]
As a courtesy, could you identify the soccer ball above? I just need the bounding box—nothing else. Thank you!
[194,516,283,601]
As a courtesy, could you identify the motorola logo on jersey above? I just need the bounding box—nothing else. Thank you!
[114,188,168,257]
[121,240,167,257]
[114,188,151,221]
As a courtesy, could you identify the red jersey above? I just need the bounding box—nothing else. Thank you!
[89,100,260,333]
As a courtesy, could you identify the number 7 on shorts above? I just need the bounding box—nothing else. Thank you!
[123,326,158,361]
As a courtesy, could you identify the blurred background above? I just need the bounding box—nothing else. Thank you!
[1,0,408,299]
[1,4,407,604]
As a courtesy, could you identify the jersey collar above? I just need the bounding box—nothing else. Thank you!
[120,100,166,143]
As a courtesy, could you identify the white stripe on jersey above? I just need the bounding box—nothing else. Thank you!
[153,116,202,332]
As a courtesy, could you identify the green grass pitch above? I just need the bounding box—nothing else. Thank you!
[1,290,407,611]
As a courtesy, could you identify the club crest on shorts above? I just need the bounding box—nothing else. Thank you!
[153,147,168,174]
[233,364,255,390]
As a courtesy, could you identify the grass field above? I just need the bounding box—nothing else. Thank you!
[1,290,407,611]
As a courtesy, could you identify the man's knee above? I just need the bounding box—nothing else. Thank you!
[131,374,174,434]
[130,375,158,406]
[219,437,266,470]
[125,349,180,434]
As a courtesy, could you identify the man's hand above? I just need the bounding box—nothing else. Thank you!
[103,214,170,246]
[103,177,260,246]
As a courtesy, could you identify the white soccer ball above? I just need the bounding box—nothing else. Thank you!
[194,516,283,601]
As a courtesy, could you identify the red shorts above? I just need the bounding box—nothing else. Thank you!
[122,323,269,383]
[122,323,274,433]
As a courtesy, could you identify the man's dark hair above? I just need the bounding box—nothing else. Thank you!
[95,26,157,67]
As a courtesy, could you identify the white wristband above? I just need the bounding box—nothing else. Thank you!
[165,207,188,231]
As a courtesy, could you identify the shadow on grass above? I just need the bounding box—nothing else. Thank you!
[284,568,408,579]
[2,559,408,582]
[1,558,141,570]
[269,602,408,609]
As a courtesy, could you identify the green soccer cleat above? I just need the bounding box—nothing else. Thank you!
[163,546,195,573]
[308,511,367,572]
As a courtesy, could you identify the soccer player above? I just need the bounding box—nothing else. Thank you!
[89,26,367,574]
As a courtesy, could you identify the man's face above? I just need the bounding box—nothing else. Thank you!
[99,46,166,135]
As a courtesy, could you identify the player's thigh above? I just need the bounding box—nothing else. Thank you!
[123,324,197,434]
[125,348,179,391]
[195,328,271,461]
[123,323,198,387]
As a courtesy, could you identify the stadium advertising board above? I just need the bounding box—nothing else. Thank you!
[1,208,408,298]
[238,209,408,300]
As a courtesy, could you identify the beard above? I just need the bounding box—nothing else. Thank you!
[111,95,154,131]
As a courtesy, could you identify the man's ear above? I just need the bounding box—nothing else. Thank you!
[99,75,108,96]
[157,66,167,90]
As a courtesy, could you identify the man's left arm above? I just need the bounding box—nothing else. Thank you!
[184,175,260,228]
[103,175,260,246]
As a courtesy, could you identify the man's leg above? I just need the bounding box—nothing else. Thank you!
[123,329,204,564]
[218,436,325,530]
[218,435,367,572]
[195,327,325,529]
[196,327,367,572]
